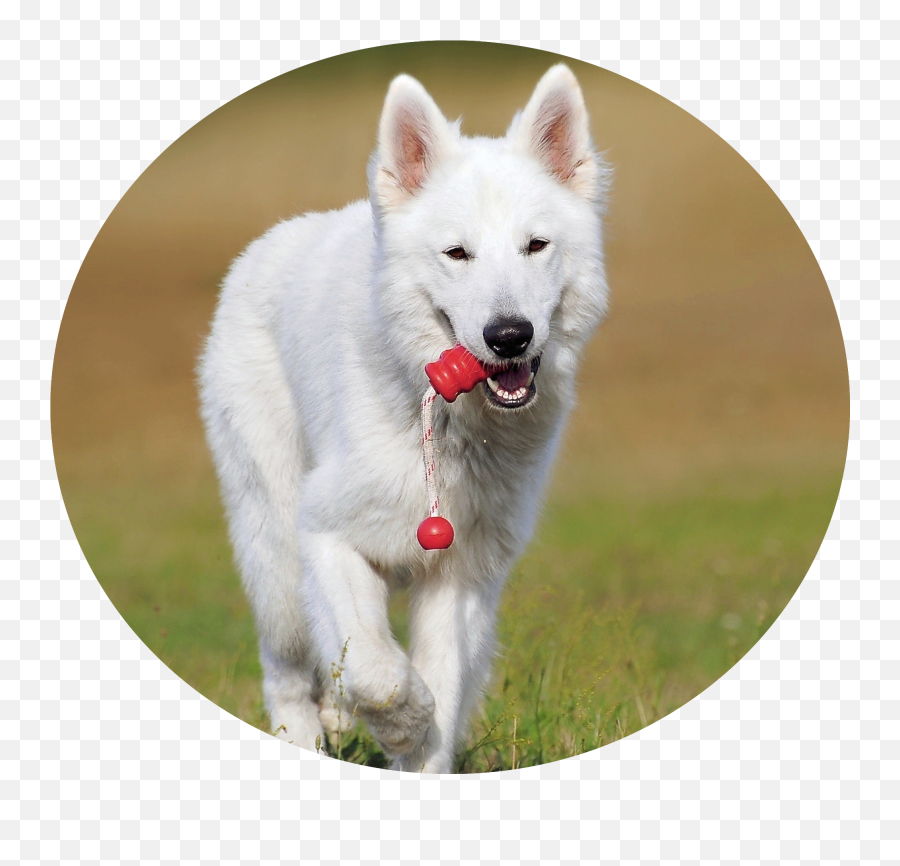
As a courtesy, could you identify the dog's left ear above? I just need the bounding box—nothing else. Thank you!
[370,75,458,213]
[509,65,601,202]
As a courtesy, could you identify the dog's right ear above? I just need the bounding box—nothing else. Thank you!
[369,75,458,212]
[508,65,603,204]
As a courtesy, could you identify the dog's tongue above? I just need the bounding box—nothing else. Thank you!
[496,365,531,391]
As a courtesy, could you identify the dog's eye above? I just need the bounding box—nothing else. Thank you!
[527,238,549,254]
[444,246,469,261]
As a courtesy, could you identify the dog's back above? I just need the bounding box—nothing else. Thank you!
[201,203,378,492]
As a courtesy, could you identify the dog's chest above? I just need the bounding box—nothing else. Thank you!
[431,413,551,546]
[340,409,550,573]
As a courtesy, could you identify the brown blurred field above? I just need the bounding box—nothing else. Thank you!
[52,43,848,770]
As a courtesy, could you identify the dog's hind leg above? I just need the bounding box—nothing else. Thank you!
[200,324,327,752]
[259,641,324,750]
[221,469,327,752]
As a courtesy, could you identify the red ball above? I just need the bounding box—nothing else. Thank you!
[417,516,455,550]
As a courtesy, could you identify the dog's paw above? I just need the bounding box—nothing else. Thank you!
[355,665,436,757]
[391,749,454,774]
[269,701,325,753]
[317,695,356,737]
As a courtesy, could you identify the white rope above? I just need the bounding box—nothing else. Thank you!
[420,386,440,518]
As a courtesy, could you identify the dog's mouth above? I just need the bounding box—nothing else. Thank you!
[483,356,541,409]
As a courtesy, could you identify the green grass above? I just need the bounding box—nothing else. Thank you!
[67,467,837,772]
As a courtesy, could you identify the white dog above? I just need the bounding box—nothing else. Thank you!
[198,65,609,773]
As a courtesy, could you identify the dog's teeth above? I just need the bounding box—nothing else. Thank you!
[488,376,534,404]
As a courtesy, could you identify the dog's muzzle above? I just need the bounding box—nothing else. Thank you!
[484,356,541,409]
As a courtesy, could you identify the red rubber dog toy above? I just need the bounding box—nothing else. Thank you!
[416,516,455,550]
[425,344,488,403]
[418,344,488,550]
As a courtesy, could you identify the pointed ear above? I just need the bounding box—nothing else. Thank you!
[509,65,601,201]
[369,75,458,212]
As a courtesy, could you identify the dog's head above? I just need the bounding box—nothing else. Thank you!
[369,65,609,410]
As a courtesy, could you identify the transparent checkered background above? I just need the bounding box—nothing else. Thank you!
[2,3,896,864]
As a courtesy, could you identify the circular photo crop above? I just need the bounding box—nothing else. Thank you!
[52,42,849,773]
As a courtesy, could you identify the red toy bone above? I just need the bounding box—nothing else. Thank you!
[425,343,488,402]
[417,344,488,550]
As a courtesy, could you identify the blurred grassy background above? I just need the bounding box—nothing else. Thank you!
[51,43,848,771]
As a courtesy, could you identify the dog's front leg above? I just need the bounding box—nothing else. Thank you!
[395,574,504,773]
[299,531,435,759]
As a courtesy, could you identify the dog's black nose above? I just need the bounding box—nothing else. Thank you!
[483,318,534,359]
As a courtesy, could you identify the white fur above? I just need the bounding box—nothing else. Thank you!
[198,65,610,773]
